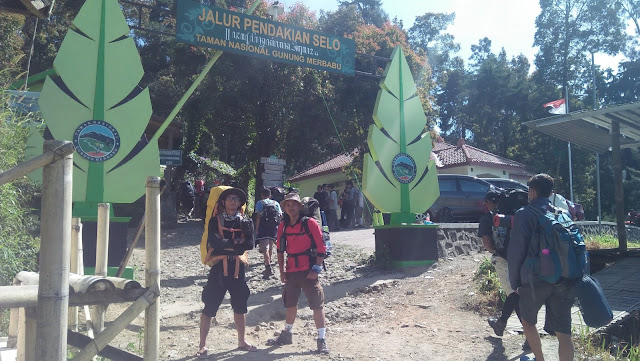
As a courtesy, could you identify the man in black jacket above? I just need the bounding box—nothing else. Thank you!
[478,190,523,339]
[508,174,574,361]
[197,187,256,358]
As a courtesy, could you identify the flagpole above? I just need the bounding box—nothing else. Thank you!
[592,52,602,228]
[565,88,574,202]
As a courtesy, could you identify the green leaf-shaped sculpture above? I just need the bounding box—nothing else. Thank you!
[362,46,439,224]
[36,0,159,214]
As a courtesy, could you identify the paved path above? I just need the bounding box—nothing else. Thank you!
[505,257,640,335]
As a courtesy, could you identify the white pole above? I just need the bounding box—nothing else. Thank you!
[69,217,82,331]
[94,203,110,332]
[144,177,161,361]
[36,140,73,361]
[568,143,574,202]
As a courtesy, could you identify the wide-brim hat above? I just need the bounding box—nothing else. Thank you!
[280,192,303,208]
[218,187,247,207]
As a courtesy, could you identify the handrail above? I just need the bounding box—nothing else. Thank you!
[0,141,75,186]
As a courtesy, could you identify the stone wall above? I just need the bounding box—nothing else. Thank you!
[436,223,484,258]
[436,221,640,259]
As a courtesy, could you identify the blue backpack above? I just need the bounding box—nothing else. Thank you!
[526,205,589,284]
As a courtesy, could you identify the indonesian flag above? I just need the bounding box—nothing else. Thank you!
[543,98,566,114]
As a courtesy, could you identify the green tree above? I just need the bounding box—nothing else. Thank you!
[0,14,26,82]
[534,0,626,103]
[337,0,388,27]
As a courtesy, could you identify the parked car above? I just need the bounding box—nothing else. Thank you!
[483,178,528,191]
[425,175,496,223]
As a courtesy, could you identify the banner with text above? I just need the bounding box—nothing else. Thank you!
[176,0,355,76]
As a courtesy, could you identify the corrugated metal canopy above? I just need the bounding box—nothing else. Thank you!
[523,101,640,153]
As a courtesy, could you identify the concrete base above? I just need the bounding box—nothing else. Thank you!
[374,224,439,267]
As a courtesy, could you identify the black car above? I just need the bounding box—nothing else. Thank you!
[483,178,528,191]
[425,174,496,223]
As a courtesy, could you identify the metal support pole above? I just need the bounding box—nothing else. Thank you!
[611,120,628,251]
[36,140,73,361]
[144,177,161,361]
[596,153,602,229]
[568,143,574,202]
[564,88,574,202]
[94,203,110,332]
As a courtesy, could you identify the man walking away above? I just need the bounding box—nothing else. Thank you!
[478,190,526,349]
[326,184,340,231]
[255,188,282,279]
[353,185,364,227]
[508,174,574,361]
[313,185,329,213]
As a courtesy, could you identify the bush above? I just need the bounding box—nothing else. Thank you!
[0,91,40,288]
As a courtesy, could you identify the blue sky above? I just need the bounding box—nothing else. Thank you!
[298,0,623,70]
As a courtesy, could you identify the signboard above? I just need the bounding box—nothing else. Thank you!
[260,156,286,165]
[159,149,183,166]
[263,163,285,172]
[263,168,283,176]
[262,172,283,181]
[263,180,282,187]
[176,0,355,76]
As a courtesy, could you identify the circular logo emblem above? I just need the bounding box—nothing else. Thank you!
[73,121,120,162]
[392,153,417,184]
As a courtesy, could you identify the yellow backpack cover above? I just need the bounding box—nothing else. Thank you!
[200,186,247,265]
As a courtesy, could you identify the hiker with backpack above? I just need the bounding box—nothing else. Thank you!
[254,187,282,279]
[479,191,522,335]
[270,192,329,354]
[197,187,257,358]
[179,181,196,219]
[479,189,533,350]
[508,174,576,361]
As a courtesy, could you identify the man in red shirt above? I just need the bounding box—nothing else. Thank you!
[271,192,329,354]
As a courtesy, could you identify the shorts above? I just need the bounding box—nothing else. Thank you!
[518,281,574,335]
[492,255,513,295]
[257,237,275,253]
[202,265,250,317]
[283,271,324,310]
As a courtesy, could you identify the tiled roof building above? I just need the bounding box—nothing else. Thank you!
[287,139,531,196]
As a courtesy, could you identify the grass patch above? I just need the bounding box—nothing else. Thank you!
[584,234,640,250]
[465,257,505,315]
[574,333,640,361]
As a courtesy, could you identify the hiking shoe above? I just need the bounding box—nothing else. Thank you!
[522,339,530,351]
[316,338,329,354]
[519,356,535,361]
[262,267,273,280]
[273,330,292,345]
[487,317,506,336]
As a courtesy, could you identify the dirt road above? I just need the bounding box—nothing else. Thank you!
[104,220,565,361]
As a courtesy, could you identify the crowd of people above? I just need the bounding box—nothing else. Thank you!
[313,182,365,231]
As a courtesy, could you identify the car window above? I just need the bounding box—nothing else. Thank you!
[439,179,457,192]
[459,179,489,193]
